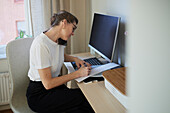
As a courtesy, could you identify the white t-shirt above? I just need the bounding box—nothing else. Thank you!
[28,33,65,81]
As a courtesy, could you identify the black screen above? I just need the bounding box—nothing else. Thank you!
[89,13,120,61]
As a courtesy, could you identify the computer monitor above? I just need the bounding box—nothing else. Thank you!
[89,13,120,62]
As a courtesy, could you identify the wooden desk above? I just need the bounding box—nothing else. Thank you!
[65,52,126,113]
[77,81,126,113]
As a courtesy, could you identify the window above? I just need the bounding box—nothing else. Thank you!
[16,21,26,36]
[0,0,25,58]
[14,0,24,3]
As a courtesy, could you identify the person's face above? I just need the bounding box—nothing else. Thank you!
[61,20,77,41]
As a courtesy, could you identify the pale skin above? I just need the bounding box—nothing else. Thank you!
[38,19,91,90]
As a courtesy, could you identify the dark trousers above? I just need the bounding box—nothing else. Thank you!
[26,81,94,113]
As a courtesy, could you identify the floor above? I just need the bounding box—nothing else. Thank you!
[0,109,13,113]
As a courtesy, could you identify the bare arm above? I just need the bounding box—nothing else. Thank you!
[38,66,91,90]
[64,53,91,68]
[64,53,77,62]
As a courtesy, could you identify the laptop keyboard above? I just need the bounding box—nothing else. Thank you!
[71,57,103,70]
[84,57,103,65]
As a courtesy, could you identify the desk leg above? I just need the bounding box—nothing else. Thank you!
[67,80,78,89]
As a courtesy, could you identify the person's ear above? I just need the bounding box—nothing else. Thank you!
[62,19,67,29]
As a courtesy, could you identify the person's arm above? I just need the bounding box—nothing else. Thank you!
[64,53,91,68]
[38,66,91,90]
[64,53,78,62]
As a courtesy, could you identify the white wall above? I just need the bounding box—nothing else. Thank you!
[91,0,170,112]
[0,58,8,72]
[0,45,8,72]
[127,0,170,113]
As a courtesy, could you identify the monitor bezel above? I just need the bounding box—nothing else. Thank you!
[88,13,120,63]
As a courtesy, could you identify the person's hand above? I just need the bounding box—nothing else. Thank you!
[76,65,92,77]
[74,57,91,68]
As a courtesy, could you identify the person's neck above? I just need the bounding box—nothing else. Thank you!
[45,27,61,43]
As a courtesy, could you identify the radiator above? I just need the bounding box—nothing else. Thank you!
[0,72,11,105]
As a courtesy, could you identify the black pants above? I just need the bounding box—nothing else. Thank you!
[26,81,94,113]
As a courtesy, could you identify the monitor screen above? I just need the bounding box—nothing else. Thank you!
[89,13,120,62]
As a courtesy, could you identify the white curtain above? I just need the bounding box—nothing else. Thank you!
[24,0,91,54]
[24,0,51,38]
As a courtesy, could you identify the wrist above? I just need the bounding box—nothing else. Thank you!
[72,70,80,78]
[73,57,78,62]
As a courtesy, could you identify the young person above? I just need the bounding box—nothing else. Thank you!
[26,10,94,113]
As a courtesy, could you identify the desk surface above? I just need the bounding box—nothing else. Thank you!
[66,52,126,113]
[77,81,126,113]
